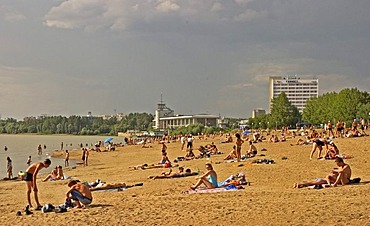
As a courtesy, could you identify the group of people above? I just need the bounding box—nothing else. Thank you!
[223,134,258,162]
[25,159,93,211]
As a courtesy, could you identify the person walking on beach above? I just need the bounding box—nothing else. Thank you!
[6,157,13,179]
[24,159,51,210]
[65,150,70,167]
[37,144,42,155]
[4,146,8,151]
[235,133,244,162]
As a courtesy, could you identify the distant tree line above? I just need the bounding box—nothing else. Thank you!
[0,113,155,136]
[249,88,370,129]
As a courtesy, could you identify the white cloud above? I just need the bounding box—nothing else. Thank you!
[0,6,26,23]
[156,0,180,12]
[210,2,223,12]
[43,0,261,31]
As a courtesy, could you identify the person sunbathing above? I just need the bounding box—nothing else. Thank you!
[224,145,237,160]
[324,141,340,159]
[293,157,351,188]
[148,167,197,179]
[42,165,64,182]
[190,163,218,190]
[246,141,257,158]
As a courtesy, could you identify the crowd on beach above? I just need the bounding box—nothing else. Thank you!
[2,116,369,216]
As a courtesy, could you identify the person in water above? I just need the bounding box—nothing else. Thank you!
[190,163,218,190]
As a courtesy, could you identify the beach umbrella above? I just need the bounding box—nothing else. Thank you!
[104,137,113,143]
[242,131,251,135]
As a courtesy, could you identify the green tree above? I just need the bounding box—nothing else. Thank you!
[270,92,301,128]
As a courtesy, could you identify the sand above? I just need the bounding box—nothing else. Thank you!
[1,131,370,226]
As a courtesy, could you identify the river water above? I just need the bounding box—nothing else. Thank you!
[0,134,121,178]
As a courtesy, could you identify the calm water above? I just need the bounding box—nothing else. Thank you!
[0,134,121,178]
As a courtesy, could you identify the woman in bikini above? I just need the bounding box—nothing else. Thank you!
[235,133,244,162]
[190,163,218,190]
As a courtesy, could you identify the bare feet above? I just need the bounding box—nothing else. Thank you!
[190,185,196,190]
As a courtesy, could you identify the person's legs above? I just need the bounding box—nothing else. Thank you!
[309,143,318,159]
[34,189,41,207]
[236,147,241,162]
[317,146,323,159]
[70,190,92,207]
[42,174,51,182]
[294,179,327,188]
[26,182,33,207]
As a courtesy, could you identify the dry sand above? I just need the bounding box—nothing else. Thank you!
[1,131,370,226]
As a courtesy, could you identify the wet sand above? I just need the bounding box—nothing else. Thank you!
[1,131,369,225]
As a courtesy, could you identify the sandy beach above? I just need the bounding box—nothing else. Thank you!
[1,131,370,226]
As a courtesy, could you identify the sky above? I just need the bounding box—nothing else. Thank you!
[1,0,370,120]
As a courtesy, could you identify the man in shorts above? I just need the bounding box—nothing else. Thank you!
[25,159,51,210]
[66,180,93,208]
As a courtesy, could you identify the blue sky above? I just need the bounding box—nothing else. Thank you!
[1,0,369,120]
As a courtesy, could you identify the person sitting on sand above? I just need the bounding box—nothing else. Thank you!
[246,141,257,158]
[159,151,171,165]
[42,165,64,182]
[190,163,218,190]
[66,180,93,208]
[25,159,51,210]
[293,157,351,188]
[224,145,237,160]
[310,138,329,160]
[185,148,195,160]
[324,141,340,160]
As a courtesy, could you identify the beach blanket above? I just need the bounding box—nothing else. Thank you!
[182,185,244,194]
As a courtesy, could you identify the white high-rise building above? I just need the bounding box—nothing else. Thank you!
[269,76,319,113]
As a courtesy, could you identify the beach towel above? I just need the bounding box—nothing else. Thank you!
[182,185,244,194]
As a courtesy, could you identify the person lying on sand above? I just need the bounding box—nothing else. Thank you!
[129,162,174,170]
[66,180,93,208]
[148,167,197,179]
[190,163,218,190]
[293,157,351,188]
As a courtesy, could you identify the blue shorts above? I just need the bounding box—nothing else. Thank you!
[71,190,92,205]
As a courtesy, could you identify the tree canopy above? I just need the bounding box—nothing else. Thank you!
[302,88,370,125]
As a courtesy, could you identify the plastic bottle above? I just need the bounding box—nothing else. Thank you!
[197,168,200,175]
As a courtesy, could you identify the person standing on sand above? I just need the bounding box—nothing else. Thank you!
[235,133,244,162]
[85,148,89,166]
[4,146,8,151]
[81,148,86,166]
[24,159,51,210]
[65,150,69,167]
[7,157,13,179]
